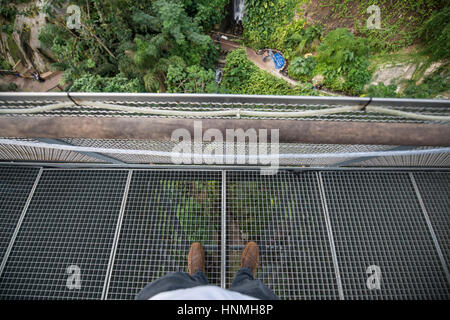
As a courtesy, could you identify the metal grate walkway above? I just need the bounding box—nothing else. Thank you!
[0,166,448,300]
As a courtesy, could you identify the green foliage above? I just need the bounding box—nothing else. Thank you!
[243,1,319,60]
[154,0,207,46]
[133,35,166,69]
[341,60,372,95]
[0,59,10,70]
[365,68,450,99]
[1,23,14,34]
[70,74,144,92]
[38,24,65,50]
[37,0,220,92]
[39,23,92,81]
[0,0,29,21]
[183,0,231,31]
[315,28,371,95]
[288,56,316,81]
[243,0,445,57]
[243,0,298,50]
[160,179,220,245]
[8,82,18,91]
[221,48,256,92]
[221,49,317,96]
[320,0,447,52]
[167,64,218,93]
[283,24,322,59]
[132,9,161,34]
[316,29,369,70]
[366,82,398,98]
[402,73,450,99]
[418,7,450,61]
[143,72,161,92]
[243,69,317,96]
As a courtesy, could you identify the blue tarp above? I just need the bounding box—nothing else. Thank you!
[269,50,285,70]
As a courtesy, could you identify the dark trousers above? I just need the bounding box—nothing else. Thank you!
[136,268,279,300]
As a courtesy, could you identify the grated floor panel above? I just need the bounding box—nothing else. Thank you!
[321,171,449,299]
[106,171,222,300]
[226,171,339,300]
[0,170,129,299]
[0,166,448,300]
[412,172,450,269]
[0,167,40,263]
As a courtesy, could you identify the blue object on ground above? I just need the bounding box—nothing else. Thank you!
[268,50,285,70]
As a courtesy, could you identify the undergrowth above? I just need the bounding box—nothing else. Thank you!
[320,0,446,52]
[221,48,317,96]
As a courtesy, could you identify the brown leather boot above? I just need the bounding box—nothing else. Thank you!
[188,242,205,275]
[240,241,260,276]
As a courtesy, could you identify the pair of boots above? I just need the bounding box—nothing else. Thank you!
[188,241,260,276]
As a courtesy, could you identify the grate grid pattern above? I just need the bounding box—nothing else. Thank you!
[226,171,339,300]
[106,170,222,300]
[0,166,449,300]
[321,171,450,300]
[0,167,40,263]
[412,172,450,269]
[0,170,129,299]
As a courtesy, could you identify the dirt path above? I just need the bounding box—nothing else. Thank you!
[217,38,296,84]
[216,37,337,95]
[1,71,63,92]
[244,46,298,86]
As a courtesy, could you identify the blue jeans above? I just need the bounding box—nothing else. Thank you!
[136,268,279,300]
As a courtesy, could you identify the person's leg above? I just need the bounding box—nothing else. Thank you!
[136,242,207,300]
[136,271,208,300]
[230,268,279,300]
[229,241,279,300]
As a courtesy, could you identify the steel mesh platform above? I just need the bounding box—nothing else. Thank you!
[321,171,449,299]
[0,170,129,299]
[412,172,450,268]
[0,166,448,300]
[226,171,339,299]
[106,171,222,300]
[0,167,40,263]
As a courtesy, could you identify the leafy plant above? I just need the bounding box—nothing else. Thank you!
[221,48,317,96]
[70,74,144,92]
[0,59,10,70]
[243,0,299,50]
[401,72,450,99]
[244,69,318,96]
[283,24,323,59]
[221,48,256,92]
[38,0,220,92]
[365,82,398,98]
[186,0,231,32]
[314,28,371,95]
[167,64,219,93]
[288,56,316,81]
[0,0,30,21]
[316,29,369,70]
[320,0,446,52]
[418,6,450,61]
